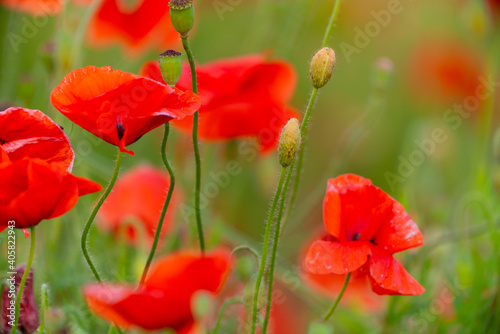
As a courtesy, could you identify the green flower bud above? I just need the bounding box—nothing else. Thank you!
[169,0,195,37]
[309,47,336,88]
[159,50,182,86]
[278,118,301,168]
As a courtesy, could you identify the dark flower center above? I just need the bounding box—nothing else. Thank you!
[116,123,125,141]
[352,233,360,241]
[0,138,5,145]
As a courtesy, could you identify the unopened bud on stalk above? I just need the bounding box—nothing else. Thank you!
[309,47,336,88]
[169,0,195,37]
[159,50,182,86]
[279,118,301,167]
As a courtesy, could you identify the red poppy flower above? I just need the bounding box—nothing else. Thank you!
[87,0,180,56]
[304,174,425,296]
[97,164,179,245]
[141,54,299,153]
[407,38,483,106]
[83,248,232,332]
[50,66,201,155]
[300,232,385,311]
[0,107,74,174]
[0,0,60,16]
[0,157,101,230]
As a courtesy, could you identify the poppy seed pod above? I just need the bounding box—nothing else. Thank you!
[159,50,182,86]
[309,47,336,88]
[169,0,195,37]
[278,118,301,167]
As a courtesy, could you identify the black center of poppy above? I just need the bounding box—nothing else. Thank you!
[352,233,361,241]
[370,238,377,245]
[116,123,125,141]
[0,138,6,145]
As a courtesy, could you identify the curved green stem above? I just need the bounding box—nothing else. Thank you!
[81,149,123,282]
[283,0,343,229]
[231,245,260,264]
[262,165,293,333]
[140,123,176,284]
[250,167,287,334]
[322,272,351,322]
[322,0,343,47]
[10,227,36,334]
[212,297,244,334]
[282,88,318,227]
[181,36,205,253]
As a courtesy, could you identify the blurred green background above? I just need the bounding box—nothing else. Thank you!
[1,0,499,333]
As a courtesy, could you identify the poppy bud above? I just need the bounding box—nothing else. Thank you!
[1,265,40,334]
[309,47,336,88]
[169,0,195,37]
[159,50,183,86]
[278,118,301,168]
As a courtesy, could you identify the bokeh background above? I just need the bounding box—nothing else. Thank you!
[1,0,499,333]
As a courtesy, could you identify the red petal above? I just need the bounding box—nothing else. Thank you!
[145,248,232,294]
[0,0,61,16]
[0,107,74,173]
[368,247,425,296]
[304,240,371,275]
[373,200,424,253]
[21,228,30,239]
[97,164,177,243]
[87,0,180,56]
[51,66,201,155]
[323,174,393,242]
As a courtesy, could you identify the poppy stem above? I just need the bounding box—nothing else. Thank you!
[322,272,351,322]
[181,36,206,253]
[140,123,176,285]
[281,87,318,232]
[262,164,293,333]
[212,297,244,334]
[81,149,123,282]
[282,0,342,232]
[10,227,36,334]
[250,167,287,334]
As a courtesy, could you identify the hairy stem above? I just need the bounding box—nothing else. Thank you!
[140,123,176,284]
[81,149,123,282]
[250,167,287,334]
[262,165,293,333]
[322,272,351,322]
[181,36,205,253]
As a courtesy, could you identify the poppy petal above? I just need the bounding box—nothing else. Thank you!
[51,66,201,155]
[323,174,393,242]
[373,201,424,253]
[304,240,371,275]
[368,247,425,296]
[0,107,74,173]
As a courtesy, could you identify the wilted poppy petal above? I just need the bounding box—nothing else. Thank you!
[304,240,371,275]
[51,66,201,155]
[368,247,425,296]
[0,107,74,173]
